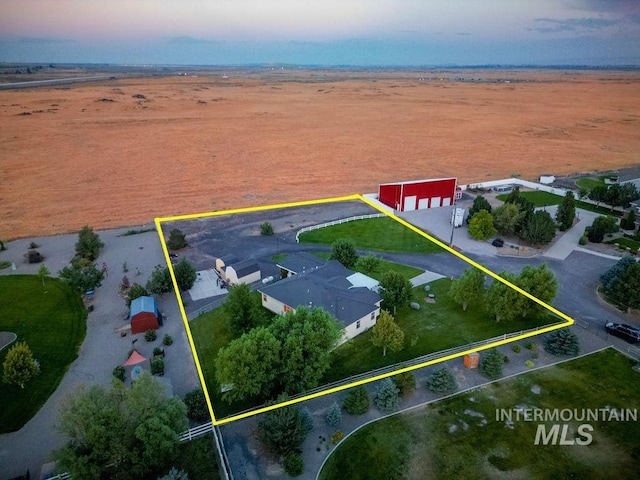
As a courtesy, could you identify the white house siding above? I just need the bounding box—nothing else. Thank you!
[338,308,380,346]
[261,293,291,315]
[226,268,260,285]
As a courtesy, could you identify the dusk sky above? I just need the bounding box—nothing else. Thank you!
[1,0,639,65]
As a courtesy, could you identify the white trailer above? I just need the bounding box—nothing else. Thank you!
[451,207,465,227]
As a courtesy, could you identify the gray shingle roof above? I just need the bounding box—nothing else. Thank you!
[276,252,326,275]
[230,260,260,278]
[618,167,640,183]
[259,260,381,326]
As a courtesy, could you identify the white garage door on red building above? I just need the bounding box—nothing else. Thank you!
[378,177,459,212]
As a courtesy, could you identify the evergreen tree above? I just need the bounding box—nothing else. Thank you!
[374,378,400,413]
[126,283,148,307]
[393,371,417,397]
[468,195,492,222]
[555,191,576,231]
[521,210,556,245]
[479,348,504,380]
[166,228,187,250]
[174,258,197,291]
[493,203,523,236]
[600,256,637,292]
[146,264,173,295]
[325,401,343,427]
[330,237,358,268]
[258,395,313,456]
[75,225,104,261]
[425,367,458,394]
[343,385,370,415]
[544,329,580,356]
[608,262,640,311]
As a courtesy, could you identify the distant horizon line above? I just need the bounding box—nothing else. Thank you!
[1,61,640,71]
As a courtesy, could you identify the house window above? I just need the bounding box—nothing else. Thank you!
[284,305,293,312]
[370,312,375,320]
[356,320,361,329]
[263,294,267,302]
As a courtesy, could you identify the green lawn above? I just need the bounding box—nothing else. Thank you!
[606,237,640,254]
[320,348,640,480]
[575,175,616,192]
[312,251,423,282]
[0,275,87,433]
[322,278,556,383]
[497,190,622,216]
[298,217,443,254]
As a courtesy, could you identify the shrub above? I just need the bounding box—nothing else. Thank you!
[0,239,5,251]
[325,402,342,427]
[162,334,174,346]
[479,348,504,380]
[578,236,588,245]
[153,347,164,357]
[283,451,304,477]
[511,344,521,353]
[126,283,148,307]
[374,378,400,413]
[184,388,209,422]
[112,365,125,382]
[145,329,157,342]
[26,250,44,263]
[425,367,458,394]
[525,360,534,368]
[525,341,536,350]
[122,261,128,273]
[343,385,370,415]
[29,241,39,249]
[544,329,580,357]
[150,357,164,375]
[331,430,344,444]
[260,221,274,236]
[0,260,11,270]
[393,371,417,397]
[166,228,187,250]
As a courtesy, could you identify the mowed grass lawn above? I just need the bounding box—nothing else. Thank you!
[497,190,621,216]
[606,237,640,254]
[0,275,87,433]
[323,278,557,383]
[299,217,443,254]
[321,348,640,480]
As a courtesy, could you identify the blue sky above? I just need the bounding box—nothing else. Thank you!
[1,0,639,65]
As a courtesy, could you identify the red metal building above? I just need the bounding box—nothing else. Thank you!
[378,177,457,212]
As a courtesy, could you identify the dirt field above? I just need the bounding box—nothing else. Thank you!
[1,69,639,240]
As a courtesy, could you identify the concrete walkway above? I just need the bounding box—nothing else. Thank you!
[0,228,200,479]
[409,270,445,287]
[542,207,599,261]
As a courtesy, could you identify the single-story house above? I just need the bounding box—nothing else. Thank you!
[614,167,640,189]
[130,296,161,334]
[258,260,382,344]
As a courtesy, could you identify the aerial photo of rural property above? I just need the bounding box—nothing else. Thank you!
[1,2,640,480]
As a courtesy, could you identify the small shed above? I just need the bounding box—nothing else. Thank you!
[539,174,555,185]
[130,296,161,334]
[225,260,261,285]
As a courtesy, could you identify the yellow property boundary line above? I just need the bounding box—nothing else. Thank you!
[155,193,574,426]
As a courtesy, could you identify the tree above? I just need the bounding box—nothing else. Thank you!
[330,237,358,268]
[370,310,404,356]
[449,267,486,311]
[600,256,637,292]
[284,452,304,477]
[588,184,609,207]
[258,395,313,456]
[75,225,104,261]
[620,183,640,208]
[174,258,197,291]
[260,221,274,236]
[159,468,189,480]
[544,329,580,356]
[467,195,492,222]
[608,262,640,311]
[468,209,497,240]
[485,271,523,322]
[493,203,523,236]
[505,188,535,234]
[605,184,623,211]
[342,385,370,415]
[379,270,413,314]
[54,373,188,480]
[516,263,558,318]
[621,209,637,231]
[223,283,264,335]
[325,401,343,427]
[146,264,172,295]
[37,263,50,287]
[479,348,504,380]
[184,388,209,422]
[166,228,187,250]
[588,215,619,243]
[355,254,381,275]
[58,257,104,293]
[2,342,40,389]
[555,191,576,231]
[215,327,281,403]
[374,378,400,413]
[578,187,589,201]
[126,282,148,307]
[270,307,342,393]
[425,367,457,394]
[393,371,416,397]
[521,210,556,245]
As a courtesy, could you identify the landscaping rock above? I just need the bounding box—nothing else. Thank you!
[410,302,420,310]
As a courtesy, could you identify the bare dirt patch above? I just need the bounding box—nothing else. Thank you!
[1,70,639,240]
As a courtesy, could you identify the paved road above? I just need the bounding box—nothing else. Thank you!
[0,227,200,479]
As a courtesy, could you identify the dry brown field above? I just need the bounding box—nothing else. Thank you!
[1,69,639,240]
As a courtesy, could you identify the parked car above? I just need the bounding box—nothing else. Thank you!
[604,322,640,343]
[492,238,505,248]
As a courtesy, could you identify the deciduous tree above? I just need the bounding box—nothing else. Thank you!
[330,237,358,269]
[371,310,404,356]
[58,257,104,293]
[379,270,413,314]
[37,263,50,287]
[174,258,197,291]
[521,210,556,245]
[2,342,40,389]
[355,254,381,275]
[54,373,188,480]
[516,263,558,318]
[126,282,148,307]
[146,264,173,295]
[468,209,497,241]
[449,267,486,311]
[75,225,104,261]
[223,283,264,335]
[485,271,523,322]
